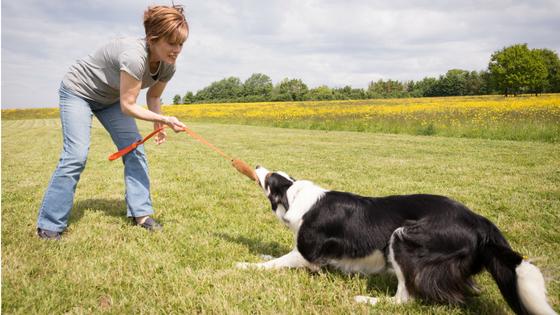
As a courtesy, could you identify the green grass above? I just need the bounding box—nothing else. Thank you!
[2,118,559,314]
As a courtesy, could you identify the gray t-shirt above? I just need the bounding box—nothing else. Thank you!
[62,37,176,105]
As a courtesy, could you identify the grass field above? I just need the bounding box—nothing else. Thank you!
[2,115,559,314]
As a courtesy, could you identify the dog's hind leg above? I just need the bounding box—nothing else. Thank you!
[236,249,320,271]
[388,228,413,304]
[466,278,481,295]
[355,227,413,306]
[389,221,479,305]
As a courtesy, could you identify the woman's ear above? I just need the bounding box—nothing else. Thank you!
[146,37,158,48]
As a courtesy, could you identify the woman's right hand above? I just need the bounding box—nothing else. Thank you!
[162,116,187,132]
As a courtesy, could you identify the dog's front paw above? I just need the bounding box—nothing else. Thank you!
[235,262,253,269]
[260,254,275,261]
[354,295,379,305]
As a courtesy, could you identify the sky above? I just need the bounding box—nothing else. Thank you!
[1,0,560,109]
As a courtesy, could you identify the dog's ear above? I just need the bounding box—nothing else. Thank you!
[266,173,294,211]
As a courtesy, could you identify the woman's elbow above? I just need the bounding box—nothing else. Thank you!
[120,101,135,116]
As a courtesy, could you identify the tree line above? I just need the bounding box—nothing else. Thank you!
[172,44,560,104]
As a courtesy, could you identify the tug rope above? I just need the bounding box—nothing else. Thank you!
[108,126,257,181]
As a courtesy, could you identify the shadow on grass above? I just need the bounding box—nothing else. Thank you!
[216,231,509,314]
[68,198,128,225]
[360,272,507,315]
[364,272,398,295]
[459,296,509,315]
[325,269,507,314]
[410,293,509,315]
[215,233,291,257]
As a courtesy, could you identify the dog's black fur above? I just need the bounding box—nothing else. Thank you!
[299,192,520,304]
[251,168,556,315]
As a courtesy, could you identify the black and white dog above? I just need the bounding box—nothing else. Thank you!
[237,166,556,315]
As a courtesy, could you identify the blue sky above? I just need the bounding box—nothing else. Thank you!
[2,0,560,108]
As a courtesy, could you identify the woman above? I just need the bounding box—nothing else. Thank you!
[36,4,189,239]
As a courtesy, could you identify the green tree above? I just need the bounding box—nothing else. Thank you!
[272,78,308,101]
[182,92,194,104]
[534,48,560,93]
[413,77,438,97]
[172,94,182,105]
[333,86,367,100]
[488,44,547,96]
[479,70,495,95]
[307,85,334,100]
[367,79,407,98]
[195,77,243,102]
[464,71,485,95]
[441,69,469,96]
[527,48,549,95]
[367,79,385,98]
[403,80,416,94]
[243,73,273,101]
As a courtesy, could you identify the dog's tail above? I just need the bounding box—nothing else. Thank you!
[482,227,556,315]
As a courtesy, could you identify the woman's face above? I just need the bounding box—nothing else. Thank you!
[149,38,184,64]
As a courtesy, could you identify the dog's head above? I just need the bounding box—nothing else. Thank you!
[255,166,296,213]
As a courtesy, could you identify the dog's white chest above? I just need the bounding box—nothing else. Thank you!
[283,182,327,232]
[329,250,386,275]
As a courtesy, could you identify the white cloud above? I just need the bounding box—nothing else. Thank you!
[2,0,560,108]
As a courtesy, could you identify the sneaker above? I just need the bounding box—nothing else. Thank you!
[134,217,163,232]
[37,228,62,240]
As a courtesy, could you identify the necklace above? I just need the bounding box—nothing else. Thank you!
[149,61,161,76]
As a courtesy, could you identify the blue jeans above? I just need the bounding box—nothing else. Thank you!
[37,83,154,232]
